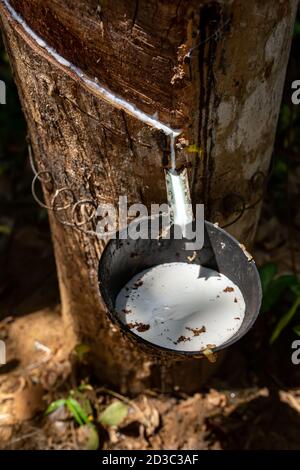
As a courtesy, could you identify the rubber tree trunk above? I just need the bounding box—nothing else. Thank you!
[0,0,297,393]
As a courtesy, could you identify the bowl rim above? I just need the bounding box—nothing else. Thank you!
[98,219,262,357]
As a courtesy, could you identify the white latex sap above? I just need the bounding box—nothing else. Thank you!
[115,262,245,352]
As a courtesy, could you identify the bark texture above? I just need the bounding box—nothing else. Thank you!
[0,0,297,393]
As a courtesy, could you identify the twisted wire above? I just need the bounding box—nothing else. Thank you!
[29,140,269,236]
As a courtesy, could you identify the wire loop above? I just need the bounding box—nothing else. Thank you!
[28,146,271,236]
[31,171,55,210]
[72,199,97,227]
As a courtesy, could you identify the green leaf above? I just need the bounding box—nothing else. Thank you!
[186,144,203,156]
[72,390,93,417]
[274,158,288,178]
[66,399,84,426]
[261,274,298,314]
[66,398,90,426]
[291,283,300,297]
[270,296,300,344]
[259,263,277,295]
[78,383,93,392]
[99,400,128,427]
[85,424,99,450]
[45,399,66,415]
[74,343,91,361]
[0,224,12,235]
[293,325,300,337]
[294,19,300,37]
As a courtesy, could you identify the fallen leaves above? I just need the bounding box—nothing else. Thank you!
[76,424,99,450]
[99,400,128,427]
[202,344,218,363]
[207,389,227,408]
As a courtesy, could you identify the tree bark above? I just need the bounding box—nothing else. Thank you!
[0,0,297,393]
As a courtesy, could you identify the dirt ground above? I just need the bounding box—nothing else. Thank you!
[0,208,300,450]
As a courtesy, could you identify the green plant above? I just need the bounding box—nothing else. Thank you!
[270,289,300,344]
[45,384,129,449]
[294,17,300,37]
[45,386,99,449]
[45,388,93,426]
[259,263,300,343]
[74,343,91,362]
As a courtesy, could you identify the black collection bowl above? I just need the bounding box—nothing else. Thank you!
[98,217,262,359]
